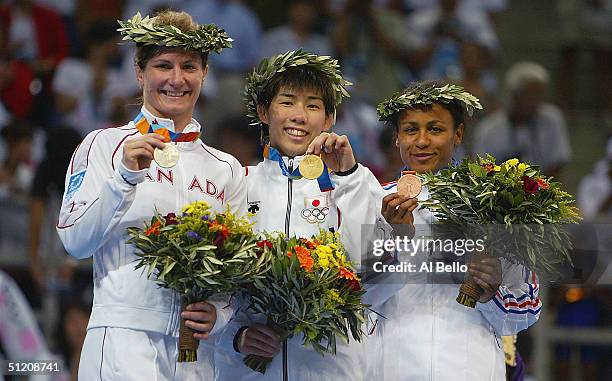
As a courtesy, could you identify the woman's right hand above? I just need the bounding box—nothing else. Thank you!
[382,193,418,238]
[122,133,166,171]
[237,324,282,358]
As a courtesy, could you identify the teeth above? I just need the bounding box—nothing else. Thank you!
[286,128,307,137]
[163,90,186,97]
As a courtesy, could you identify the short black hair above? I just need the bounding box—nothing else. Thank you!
[389,80,466,131]
[257,65,336,118]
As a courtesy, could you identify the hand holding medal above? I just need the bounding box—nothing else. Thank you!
[126,112,201,169]
[122,133,167,171]
[305,132,357,174]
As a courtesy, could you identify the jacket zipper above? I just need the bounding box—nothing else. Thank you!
[285,159,294,236]
[283,158,293,380]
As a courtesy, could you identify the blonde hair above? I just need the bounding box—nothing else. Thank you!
[134,10,208,69]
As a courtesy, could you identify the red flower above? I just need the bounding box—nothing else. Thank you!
[522,176,539,194]
[213,226,230,247]
[256,240,273,249]
[347,279,361,292]
[146,220,161,236]
[482,163,494,173]
[537,178,550,190]
[299,238,316,249]
[164,213,178,225]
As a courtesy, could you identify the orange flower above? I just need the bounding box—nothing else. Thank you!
[482,163,494,173]
[537,178,550,190]
[146,220,161,237]
[338,267,357,281]
[293,245,314,272]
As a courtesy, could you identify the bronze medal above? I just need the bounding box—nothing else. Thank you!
[397,172,422,198]
[154,144,179,168]
[299,155,324,180]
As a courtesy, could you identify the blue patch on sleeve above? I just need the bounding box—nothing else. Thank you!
[65,169,86,201]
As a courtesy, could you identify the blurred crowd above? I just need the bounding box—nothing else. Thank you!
[0,0,611,380]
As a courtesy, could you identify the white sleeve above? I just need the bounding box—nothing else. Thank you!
[215,296,257,355]
[224,160,248,217]
[208,297,235,337]
[56,130,147,259]
[475,261,541,335]
[331,164,386,266]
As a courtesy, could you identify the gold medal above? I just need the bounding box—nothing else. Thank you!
[299,155,324,180]
[154,144,179,168]
[397,171,422,198]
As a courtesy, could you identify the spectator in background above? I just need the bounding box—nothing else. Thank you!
[52,21,125,137]
[0,0,69,128]
[55,301,90,381]
[334,0,416,104]
[184,0,262,141]
[0,121,34,202]
[333,96,386,175]
[557,0,612,121]
[457,41,498,114]
[216,114,261,166]
[28,127,84,291]
[472,62,572,178]
[577,136,612,220]
[260,0,332,58]
[0,121,34,264]
[405,0,499,82]
[376,123,404,184]
[403,0,507,25]
[0,24,35,121]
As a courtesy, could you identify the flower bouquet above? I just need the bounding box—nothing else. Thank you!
[420,155,580,307]
[242,230,367,375]
[127,201,271,362]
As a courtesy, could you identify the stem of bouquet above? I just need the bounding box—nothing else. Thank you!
[178,296,199,362]
[456,250,485,308]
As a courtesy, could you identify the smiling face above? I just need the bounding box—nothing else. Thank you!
[258,86,333,157]
[136,49,207,130]
[395,103,464,173]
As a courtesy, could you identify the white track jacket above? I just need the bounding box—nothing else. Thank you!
[365,182,542,381]
[56,107,246,362]
[215,155,386,381]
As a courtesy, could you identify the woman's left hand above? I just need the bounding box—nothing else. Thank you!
[306,132,356,172]
[469,257,502,303]
[181,301,217,340]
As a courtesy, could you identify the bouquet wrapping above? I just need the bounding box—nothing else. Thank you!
[127,201,271,361]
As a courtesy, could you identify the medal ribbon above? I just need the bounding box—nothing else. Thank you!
[133,112,200,142]
[264,146,335,192]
